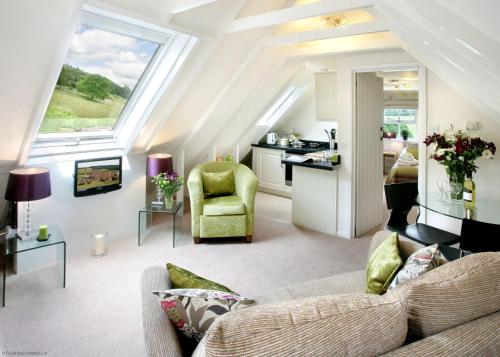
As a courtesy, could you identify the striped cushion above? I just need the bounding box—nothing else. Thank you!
[381,311,500,356]
[203,294,407,356]
[397,252,500,340]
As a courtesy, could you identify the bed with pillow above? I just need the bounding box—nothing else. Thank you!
[385,144,419,184]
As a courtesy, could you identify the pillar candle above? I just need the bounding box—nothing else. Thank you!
[94,233,107,256]
[38,225,49,240]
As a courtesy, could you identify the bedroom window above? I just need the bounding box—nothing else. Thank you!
[383,108,417,139]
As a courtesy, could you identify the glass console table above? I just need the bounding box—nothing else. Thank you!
[1,225,66,307]
[419,192,500,224]
[138,201,183,248]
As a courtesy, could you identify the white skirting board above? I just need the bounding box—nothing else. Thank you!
[292,166,337,235]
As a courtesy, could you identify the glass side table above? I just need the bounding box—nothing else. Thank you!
[138,201,183,248]
[1,225,66,307]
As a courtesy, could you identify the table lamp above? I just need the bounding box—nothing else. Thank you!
[146,154,173,206]
[4,167,51,240]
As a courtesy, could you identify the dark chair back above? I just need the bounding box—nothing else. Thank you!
[460,219,500,254]
[384,182,419,211]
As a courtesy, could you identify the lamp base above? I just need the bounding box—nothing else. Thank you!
[17,231,37,241]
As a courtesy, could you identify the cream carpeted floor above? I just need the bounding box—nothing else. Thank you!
[0,192,372,356]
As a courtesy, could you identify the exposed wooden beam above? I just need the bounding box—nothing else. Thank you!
[170,0,222,14]
[226,0,374,33]
[263,19,389,46]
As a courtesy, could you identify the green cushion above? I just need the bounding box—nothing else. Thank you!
[203,195,245,216]
[366,232,403,294]
[202,170,235,197]
[166,263,235,293]
[200,215,246,238]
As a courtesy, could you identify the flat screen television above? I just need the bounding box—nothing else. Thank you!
[74,156,122,197]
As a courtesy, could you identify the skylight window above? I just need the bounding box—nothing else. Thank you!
[32,5,197,157]
[257,86,306,127]
[40,25,159,134]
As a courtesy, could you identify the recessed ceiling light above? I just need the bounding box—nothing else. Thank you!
[323,15,348,28]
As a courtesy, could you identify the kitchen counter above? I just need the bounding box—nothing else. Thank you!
[281,156,340,171]
[251,141,329,155]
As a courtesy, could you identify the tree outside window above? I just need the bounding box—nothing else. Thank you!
[383,108,417,139]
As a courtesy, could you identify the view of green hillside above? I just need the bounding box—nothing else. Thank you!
[40,64,131,134]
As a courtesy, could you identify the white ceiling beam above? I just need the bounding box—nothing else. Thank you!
[263,19,389,46]
[170,0,222,14]
[226,0,374,33]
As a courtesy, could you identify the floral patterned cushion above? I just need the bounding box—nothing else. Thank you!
[389,244,440,289]
[153,289,254,342]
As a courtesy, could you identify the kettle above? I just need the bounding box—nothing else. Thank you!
[266,132,278,145]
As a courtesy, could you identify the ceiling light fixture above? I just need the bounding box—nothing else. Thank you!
[324,15,348,28]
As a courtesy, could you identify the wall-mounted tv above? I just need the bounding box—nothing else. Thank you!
[74,156,122,197]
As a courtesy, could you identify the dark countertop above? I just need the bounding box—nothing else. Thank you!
[281,156,340,171]
[251,140,330,155]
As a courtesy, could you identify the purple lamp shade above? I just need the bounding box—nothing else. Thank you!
[146,154,173,177]
[4,167,52,202]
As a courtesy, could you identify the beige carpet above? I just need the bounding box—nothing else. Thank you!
[0,192,371,356]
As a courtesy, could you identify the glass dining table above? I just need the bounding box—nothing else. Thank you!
[419,192,500,225]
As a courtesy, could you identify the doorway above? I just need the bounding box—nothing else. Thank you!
[354,67,424,237]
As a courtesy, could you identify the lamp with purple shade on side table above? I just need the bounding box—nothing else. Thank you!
[4,168,51,240]
[146,154,173,206]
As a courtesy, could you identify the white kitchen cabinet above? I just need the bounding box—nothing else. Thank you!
[315,72,336,120]
[252,147,291,197]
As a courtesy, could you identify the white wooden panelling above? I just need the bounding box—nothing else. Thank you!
[315,72,336,120]
[292,166,337,235]
[355,72,384,236]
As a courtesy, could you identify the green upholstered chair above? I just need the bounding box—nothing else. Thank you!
[187,161,258,244]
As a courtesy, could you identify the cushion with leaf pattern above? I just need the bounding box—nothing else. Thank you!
[153,289,255,342]
[389,244,440,289]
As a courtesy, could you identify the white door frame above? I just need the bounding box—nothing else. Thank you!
[350,64,427,238]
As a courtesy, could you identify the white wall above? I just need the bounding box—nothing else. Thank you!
[16,154,146,273]
[425,71,500,233]
[274,86,337,142]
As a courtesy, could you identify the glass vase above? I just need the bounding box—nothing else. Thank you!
[446,168,465,200]
[164,195,174,209]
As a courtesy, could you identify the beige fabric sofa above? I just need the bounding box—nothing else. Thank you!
[141,231,500,356]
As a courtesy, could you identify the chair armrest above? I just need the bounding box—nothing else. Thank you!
[187,167,204,237]
[234,165,258,235]
[141,266,182,357]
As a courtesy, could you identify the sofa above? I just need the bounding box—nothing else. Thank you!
[187,162,258,244]
[141,231,500,356]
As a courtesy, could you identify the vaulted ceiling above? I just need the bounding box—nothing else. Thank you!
[1,0,499,174]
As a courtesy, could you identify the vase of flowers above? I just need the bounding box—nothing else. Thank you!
[423,128,496,200]
[152,172,183,209]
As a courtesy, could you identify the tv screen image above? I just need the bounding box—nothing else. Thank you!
[74,156,122,197]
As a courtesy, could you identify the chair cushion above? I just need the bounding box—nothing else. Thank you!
[392,252,500,341]
[366,232,403,294]
[203,195,244,216]
[203,294,407,356]
[202,170,235,197]
[200,215,246,238]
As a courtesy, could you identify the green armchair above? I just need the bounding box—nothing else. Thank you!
[187,162,258,244]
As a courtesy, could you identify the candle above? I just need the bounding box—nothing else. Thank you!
[93,233,107,257]
[38,225,49,240]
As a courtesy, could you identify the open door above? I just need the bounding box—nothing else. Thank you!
[355,72,384,236]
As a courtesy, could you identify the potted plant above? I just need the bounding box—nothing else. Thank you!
[423,127,496,199]
[152,172,184,208]
[401,128,410,140]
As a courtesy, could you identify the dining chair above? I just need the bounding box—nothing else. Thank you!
[384,182,460,247]
[459,219,500,257]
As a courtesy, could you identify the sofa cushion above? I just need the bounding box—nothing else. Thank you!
[391,252,500,341]
[202,170,235,197]
[202,195,245,216]
[389,244,440,289]
[366,232,403,294]
[254,270,366,305]
[202,294,407,356]
[381,311,500,356]
[153,289,254,342]
[166,263,235,293]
